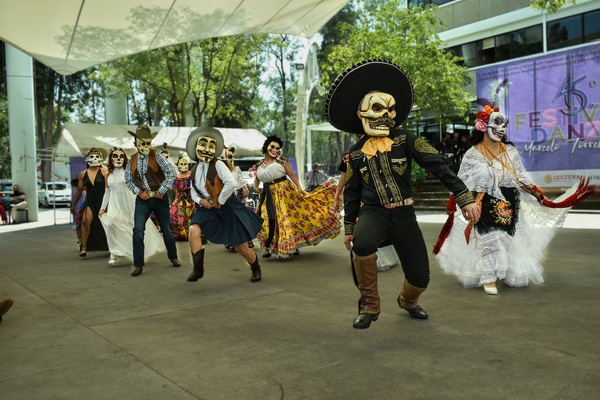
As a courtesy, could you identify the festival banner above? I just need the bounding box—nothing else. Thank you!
[476,43,600,188]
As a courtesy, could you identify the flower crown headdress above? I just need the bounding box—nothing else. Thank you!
[475,104,499,132]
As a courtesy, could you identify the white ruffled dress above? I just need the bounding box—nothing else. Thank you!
[100,168,166,260]
[436,145,570,288]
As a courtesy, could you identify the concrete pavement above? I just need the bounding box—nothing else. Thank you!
[1,209,599,399]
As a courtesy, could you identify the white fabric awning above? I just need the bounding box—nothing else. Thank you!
[0,0,350,75]
[54,122,267,160]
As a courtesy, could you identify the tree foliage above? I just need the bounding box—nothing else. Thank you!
[93,35,269,128]
[33,64,93,181]
[530,0,577,14]
[323,1,472,125]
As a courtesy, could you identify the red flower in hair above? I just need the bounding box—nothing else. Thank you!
[477,104,499,123]
[475,104,499,132]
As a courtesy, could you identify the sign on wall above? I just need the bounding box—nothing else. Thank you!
[477,43,600,188]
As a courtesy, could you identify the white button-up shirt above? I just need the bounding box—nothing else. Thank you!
[190,160,236,206]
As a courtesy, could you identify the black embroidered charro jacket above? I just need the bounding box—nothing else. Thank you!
[344,128,474,234]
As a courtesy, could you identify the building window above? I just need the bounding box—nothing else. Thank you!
[584,10,600,42]
[448,41,482,67]
[548,15,583,50]
[496,25,543,61]
[408,0,455,7]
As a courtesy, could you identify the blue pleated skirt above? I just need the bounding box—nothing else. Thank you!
[190,196,264,245]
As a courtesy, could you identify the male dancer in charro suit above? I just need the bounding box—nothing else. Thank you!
[325,60,481,329]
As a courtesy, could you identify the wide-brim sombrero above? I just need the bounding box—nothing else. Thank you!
[186,127,224,162]
[127,125,159,140]
[326,59,414,135]
[82,147,108,162]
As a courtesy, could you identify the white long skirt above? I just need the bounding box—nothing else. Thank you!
[436,193,569,288]
[100,186,166,259]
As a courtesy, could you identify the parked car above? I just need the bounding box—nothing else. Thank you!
[38,181,72,207]
[233,157,264,192]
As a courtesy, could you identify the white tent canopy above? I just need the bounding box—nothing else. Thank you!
[0,0,350,75]
[54,123,267,160]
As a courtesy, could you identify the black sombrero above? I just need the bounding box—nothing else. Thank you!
[326,59,414,135]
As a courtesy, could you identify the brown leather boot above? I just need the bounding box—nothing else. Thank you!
[398,279,428,319]
[187,249,205,282]
[249,253,261,282]
[352,252,380,329]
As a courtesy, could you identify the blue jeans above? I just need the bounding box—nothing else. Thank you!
[133,196,177,267]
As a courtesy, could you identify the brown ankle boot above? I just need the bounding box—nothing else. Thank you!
[187,249,205,282]
[398,279,428,319]
[249,254,261,282]
[352,252,380,329]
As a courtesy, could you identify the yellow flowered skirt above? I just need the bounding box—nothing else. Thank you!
[257,178,341,256]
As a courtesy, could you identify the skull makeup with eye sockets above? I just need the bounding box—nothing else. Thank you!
[358,91,397,137]
[177,157,189,172]
[86,149,103,167]
[111,150,126,168]
[224,147,236,169]
[487,112,508,142]
[267,142,281,158]
[135,137,153,156]
[196,136,218,163]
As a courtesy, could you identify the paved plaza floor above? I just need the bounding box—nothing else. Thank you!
[1,209,599,399]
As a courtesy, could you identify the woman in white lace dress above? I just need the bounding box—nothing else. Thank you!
[99,147,166,265]
[435,105,570,295]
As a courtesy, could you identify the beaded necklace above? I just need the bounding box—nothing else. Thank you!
[480,141,520,184]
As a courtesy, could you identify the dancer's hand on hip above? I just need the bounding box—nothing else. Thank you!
[344,235,353,251]
[461,203,480,225]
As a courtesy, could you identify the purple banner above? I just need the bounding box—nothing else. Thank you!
[477,44,600,186]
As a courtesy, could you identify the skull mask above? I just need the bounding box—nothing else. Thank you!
[487,112,508,142]
[225,147,236,169]
[358,91,397,137]
[86,151,103,167]
[111,150,125,168]
[177,157,189,172]
[266,142,281,158]
[135,137,153,156]
[196,136,217,163]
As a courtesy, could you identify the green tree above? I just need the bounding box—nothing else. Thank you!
[531,0,577,14]
[306,2,359,169]
[34,64,93,182]
[94,35,269,128]
[323,2,472,127]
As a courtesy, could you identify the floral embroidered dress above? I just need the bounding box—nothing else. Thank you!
[436,145,570,288]
[170,175,194,240]
[255,156,341,256]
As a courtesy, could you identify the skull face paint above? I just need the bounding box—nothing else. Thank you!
[135,138,153,156]
[487,112,508,142]
[111,150,125,168]
[86,152,103,167]
[177,158,189,172]
[267,142,281,158]
[196,136,217,163]
[224,147,235,169]
[358,92,397,137]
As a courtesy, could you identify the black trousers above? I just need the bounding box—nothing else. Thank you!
[353,204,430,288]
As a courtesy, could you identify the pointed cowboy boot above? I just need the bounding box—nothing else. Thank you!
[352,252,380,329]
[187,249,205,282]
[249,253,261,282]
[397,279,428,319]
